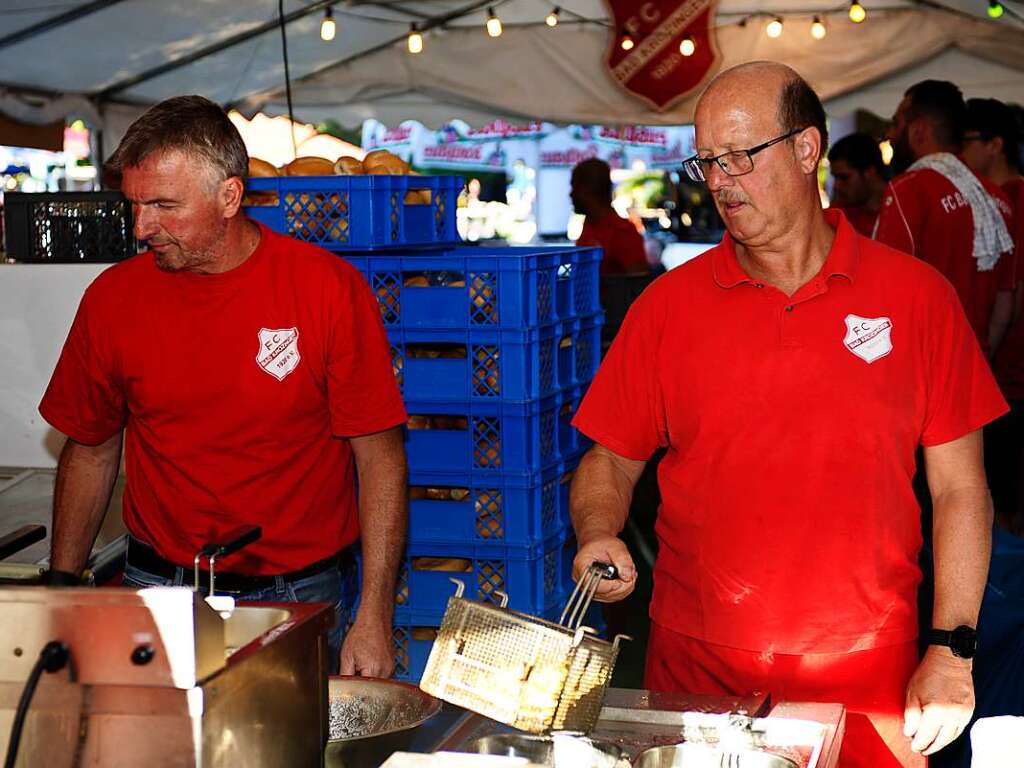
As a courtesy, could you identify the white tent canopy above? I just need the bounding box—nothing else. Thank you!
[0,0,1022,152]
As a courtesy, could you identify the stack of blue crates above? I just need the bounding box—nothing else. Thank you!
[245,174,604,681]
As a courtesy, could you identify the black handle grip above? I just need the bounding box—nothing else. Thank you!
[0,525,46,561]
[591,561,618,580]
[213,526,262,558]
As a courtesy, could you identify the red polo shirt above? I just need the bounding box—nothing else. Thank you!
[574,209,1006,654]
[995,178,1024,399]
[874,163,1014,352]
[833,204,877,238]
[577,212,648,276]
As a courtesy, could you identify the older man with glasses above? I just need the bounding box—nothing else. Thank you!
[569,62,1006,766]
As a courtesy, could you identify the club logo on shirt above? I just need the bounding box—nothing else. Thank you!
[256,328,301,381]
[843,314,893,364]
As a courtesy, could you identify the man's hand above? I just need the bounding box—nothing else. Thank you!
[572,535,636,603]
[903,646,975,755]
[339,613,394,677]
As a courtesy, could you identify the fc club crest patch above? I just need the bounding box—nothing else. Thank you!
[843,314,893,364]
[257,328,301,381]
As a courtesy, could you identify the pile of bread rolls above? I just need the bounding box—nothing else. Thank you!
[243,149,432,208]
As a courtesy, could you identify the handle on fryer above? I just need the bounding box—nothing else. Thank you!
[0,525,46,561]
[559,560,618,630]
[212,525,262,558]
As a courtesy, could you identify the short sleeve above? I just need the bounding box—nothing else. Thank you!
[326,268,407,437]
[874,180,921,257]
[920,277,1008,447]
[38,284,127,444]
[572,287,665,461]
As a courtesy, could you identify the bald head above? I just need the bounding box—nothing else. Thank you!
[697,62,828,163]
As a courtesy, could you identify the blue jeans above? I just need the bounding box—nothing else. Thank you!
[123,558,358,675]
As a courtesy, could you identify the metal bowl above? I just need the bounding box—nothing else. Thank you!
[632,743,799,768]
[324,676,442,767]
[468,732,625,767]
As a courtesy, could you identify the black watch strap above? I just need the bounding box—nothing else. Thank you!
[927,625,978,659]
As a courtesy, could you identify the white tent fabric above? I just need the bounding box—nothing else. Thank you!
[0,0,1021,144]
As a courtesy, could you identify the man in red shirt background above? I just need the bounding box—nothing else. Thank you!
[39,96,408,677]
[571,62,1005,766]
[962,97,1024,534]
[874,80,1015,358]
[571,158,649,276]
[827,132,888,237]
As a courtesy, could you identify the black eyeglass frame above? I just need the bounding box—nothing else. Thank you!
[682,127,806,182]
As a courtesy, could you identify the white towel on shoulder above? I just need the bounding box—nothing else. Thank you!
[909,152,1014,272]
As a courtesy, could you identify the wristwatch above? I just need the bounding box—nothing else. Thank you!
[926,625,978,659]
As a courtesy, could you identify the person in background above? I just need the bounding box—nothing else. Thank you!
[874,80,1015,357]
[571,158,649,275]
[570,61,1006,767]
[828,132,888,236]
[38,96,408,677]
[962,97,1024,533]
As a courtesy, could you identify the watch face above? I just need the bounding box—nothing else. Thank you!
[950,625,978,658]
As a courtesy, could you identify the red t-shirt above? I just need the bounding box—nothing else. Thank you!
[874,163,1015,352]
[40,223,407,574]
[834,204,877,238]
[995,178,1024,399]
[577,212,648,276]
[574,209,1007,654]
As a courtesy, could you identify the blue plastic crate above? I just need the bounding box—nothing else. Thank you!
[244,174,462,250]
[405,394,579,474]
[391,529,577,620]
[558,385,593,459]
[389,596,605,683]
[345,246,601,329]
[408,454,581,547]
[388,315,602,402]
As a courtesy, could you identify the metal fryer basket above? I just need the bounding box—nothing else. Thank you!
[419,563,629,734]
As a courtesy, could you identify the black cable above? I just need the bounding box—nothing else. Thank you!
[277,0,298,158]
[4,641,71,768]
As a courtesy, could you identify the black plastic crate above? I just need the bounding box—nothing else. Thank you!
[3,192,136,263]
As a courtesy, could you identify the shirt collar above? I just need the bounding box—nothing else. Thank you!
[711,207,860,289]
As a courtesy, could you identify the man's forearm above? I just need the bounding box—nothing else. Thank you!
[931,487,992,630]
[50,433,122,575]
[570,446,643,546]
[351,429,408,623]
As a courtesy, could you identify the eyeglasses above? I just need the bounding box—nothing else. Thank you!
[682,127,805,182]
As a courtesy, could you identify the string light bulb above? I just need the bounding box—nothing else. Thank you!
[849,1,867,23]
[620,33,635,50]
[546,7,560,27]
[679,36,696,56]
[811,17,827,38]
[766,17,784,37]
[987,0,1004,18]
[408,24,423,53]
[486,7,503,37]
[320,6,336,41]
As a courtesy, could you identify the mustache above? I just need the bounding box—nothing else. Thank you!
[715,192,749,205]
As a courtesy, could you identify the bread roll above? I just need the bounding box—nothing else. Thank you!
[282,156,336,176]
[363,149,410,175]
[403,274,430,288]
[333,156,365,175]
[248,157,279,177]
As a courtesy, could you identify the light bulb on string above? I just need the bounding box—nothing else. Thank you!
[546,7,560,27]
[849,2,867,23]
[811,17,827,38]
[988,0,1004,18]
[679,36,696,56]
[766,17,784,37]
[620,33,635,50]
[320,6,336,41]
[408,24,423,53]
[486,7,503,37]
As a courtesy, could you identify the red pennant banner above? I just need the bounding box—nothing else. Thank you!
[604,0,721,111]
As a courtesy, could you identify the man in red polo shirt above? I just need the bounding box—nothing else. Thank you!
[571,63,1005,767]
[571,158,649,276]
[39,96,408,677]
[962,97,1024,533]
[874,80,1015,357]
[828,132,888,237]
